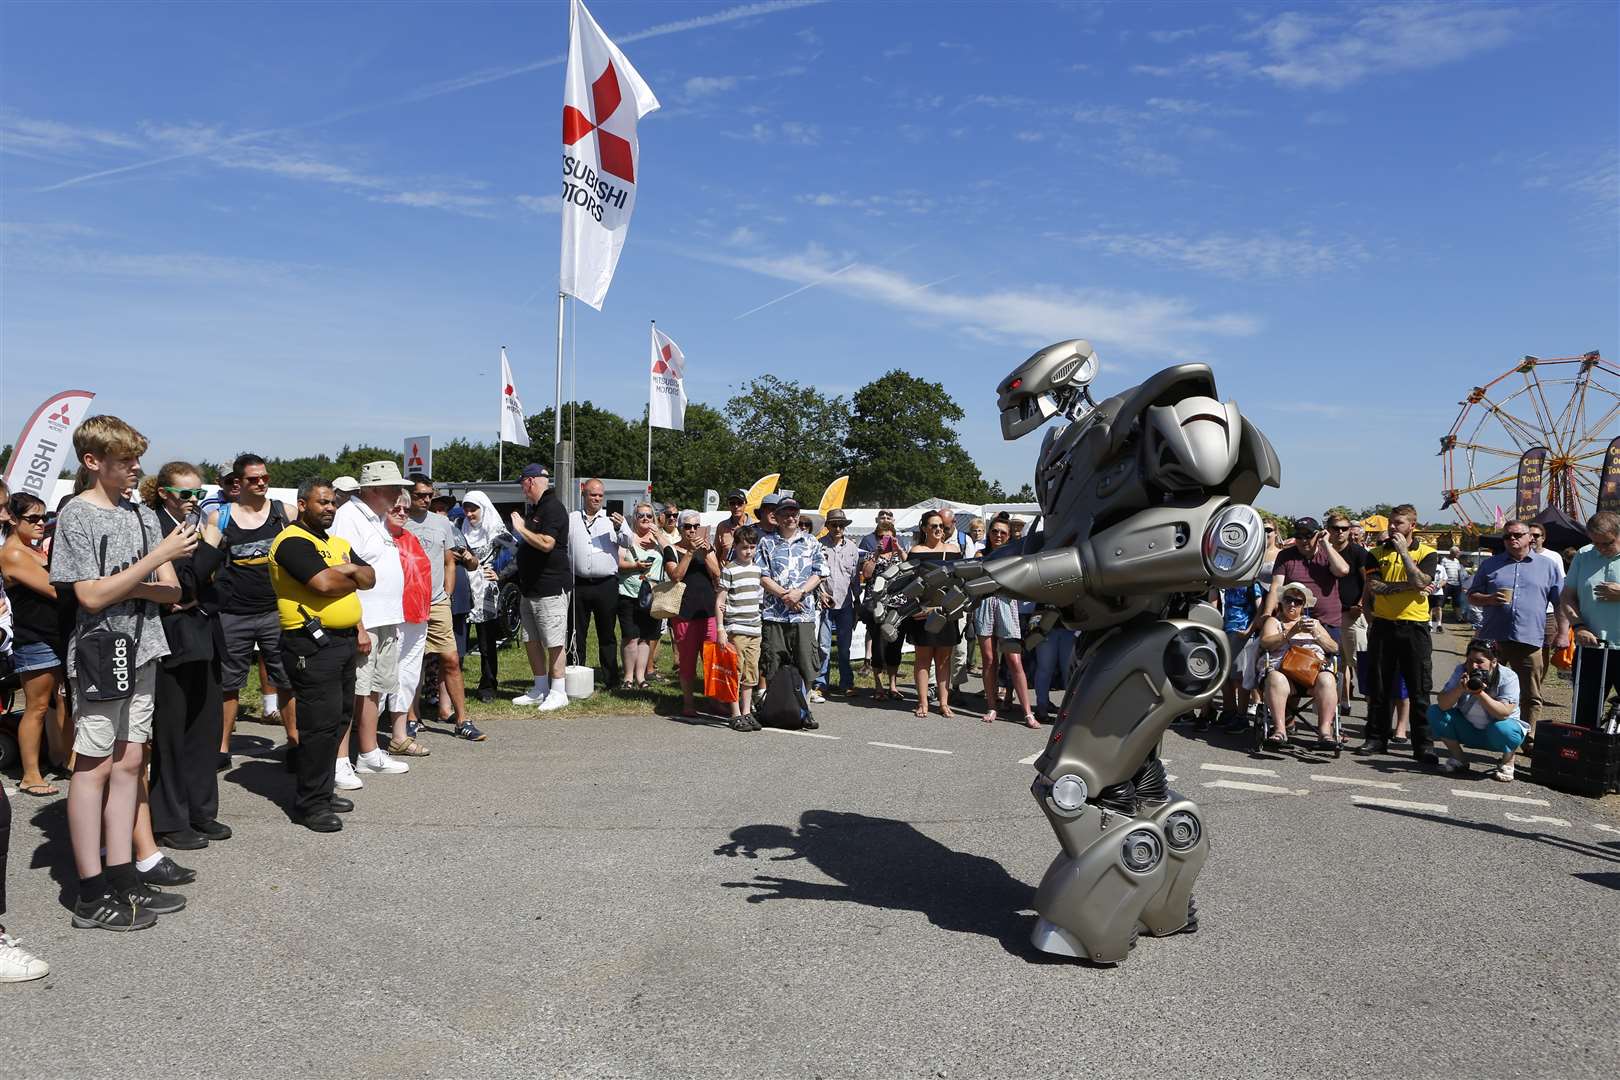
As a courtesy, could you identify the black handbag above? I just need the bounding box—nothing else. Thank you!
[637,577,654,611]
[75,516,153,702]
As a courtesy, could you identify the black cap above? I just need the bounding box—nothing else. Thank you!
[521,464,550,480]
[777,496,801,511]
[1292,516,1320,536]
[728,488,748,501]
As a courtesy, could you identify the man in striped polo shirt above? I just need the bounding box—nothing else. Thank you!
[716,525,764,731]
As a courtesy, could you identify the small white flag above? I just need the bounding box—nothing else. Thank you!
[499,347,530,447]
[649,326,687,432]
[559,0,660,311]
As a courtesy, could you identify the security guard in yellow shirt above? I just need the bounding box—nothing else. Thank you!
[1360,503,1441,762]
[268,479,374,832]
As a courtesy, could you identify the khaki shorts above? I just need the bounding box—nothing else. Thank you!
[521,593,570,649]
[355,623,402,696]
[426,600,455,653]
[730,633,761,686]
[72,661,158,757]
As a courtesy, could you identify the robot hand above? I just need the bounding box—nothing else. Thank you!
[869,559,1000,638]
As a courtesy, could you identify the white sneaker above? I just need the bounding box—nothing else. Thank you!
[356,748,409,775]
[1492,761,1516,782]
[512,679,550,706]
[334,758,364,790]
[808,688,827,704]
[537,688,570,712]
[0,933,48,983]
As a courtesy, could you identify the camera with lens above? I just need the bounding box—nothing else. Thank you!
[1464,672,1487,693]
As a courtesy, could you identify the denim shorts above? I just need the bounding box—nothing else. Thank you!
[10,639,62,675]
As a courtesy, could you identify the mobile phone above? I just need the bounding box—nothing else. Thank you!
[607,499,625,516]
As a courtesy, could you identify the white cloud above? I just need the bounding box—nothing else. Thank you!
[726,225,761,246]
[706,243,1259,355]
[1140,4,1527,91]
[1305,109,1348,125]
[1146,97,1250,117]
[1066,228,1371,278]
[729,120,821,145]
[0,114,143,158]
[1147,27,1208,44]
[516,193,563,214]
[684,75,739,98]
[882,42,913,58]
[797,191,933,215]
[1014,131,1044,143]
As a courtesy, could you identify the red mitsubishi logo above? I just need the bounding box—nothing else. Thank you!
[48,403,71,423]
[504,383,514,397]
[651,343,675,375]
[563,61,636,183]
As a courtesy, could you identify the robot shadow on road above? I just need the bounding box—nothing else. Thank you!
[715,810,1050,959]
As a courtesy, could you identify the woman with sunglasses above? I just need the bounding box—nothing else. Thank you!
[905,510,962,718]
[859,511,907,700]
[2,493,70,796]
[663,510,721,717]
[138,463,233,854]
[617,502,666,690]
[382,494,434,757]
[975,520,1036,727]
[1256,581,1341,749]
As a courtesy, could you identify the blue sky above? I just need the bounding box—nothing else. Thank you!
[3,0,1616,517]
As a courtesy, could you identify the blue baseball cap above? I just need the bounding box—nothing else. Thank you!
[521,464,550,480]
[760,493,782,507]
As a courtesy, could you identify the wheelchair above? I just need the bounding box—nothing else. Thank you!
[1249,653,1343,758]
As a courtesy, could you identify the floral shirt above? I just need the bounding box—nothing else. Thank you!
[755,531,829,624]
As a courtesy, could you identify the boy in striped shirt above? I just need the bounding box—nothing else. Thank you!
[716,526,764,731]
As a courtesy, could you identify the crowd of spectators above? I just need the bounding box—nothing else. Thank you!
[3,413,1619,985]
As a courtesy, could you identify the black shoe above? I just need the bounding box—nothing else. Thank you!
[729,713,753,732]
[156,828,209,851]
[477,688,496,703]
[1388,736,1412,749]
[329,796,354,813]
[117,881,186,915]
[138,857,197,887]
[1356,738,1388,754]
[802,715,820,731]
[296,812,343,833]
[191,819,232,841]
[72,893,158,932]
[1417,748,1441,768]
[217,752,231,772]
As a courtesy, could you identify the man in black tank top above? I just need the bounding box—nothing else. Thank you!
[208,454,296,763]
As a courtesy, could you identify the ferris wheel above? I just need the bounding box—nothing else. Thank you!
[1440,352,1617,529]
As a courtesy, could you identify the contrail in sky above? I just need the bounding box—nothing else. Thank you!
[37,0,824,193]
[733,260,860,320]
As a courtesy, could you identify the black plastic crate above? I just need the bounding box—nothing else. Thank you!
[1532,722,1620,797]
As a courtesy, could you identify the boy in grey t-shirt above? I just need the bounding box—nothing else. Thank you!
[48,416,196,931]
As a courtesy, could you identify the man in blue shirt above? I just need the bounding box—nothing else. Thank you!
[755,497,827,724]
[1428,639,1524,781]
[1467,521,1563,737]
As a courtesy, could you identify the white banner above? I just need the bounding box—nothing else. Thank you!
[4,388,95,503]
[499,347,530,447]
[558,0,660,310]
[649,326,687,431]
[402,436,433,478]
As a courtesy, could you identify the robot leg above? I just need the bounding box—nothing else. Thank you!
[1027,613,1226,962]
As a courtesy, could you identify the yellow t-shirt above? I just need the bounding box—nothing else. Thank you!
[1368,539,1438,622]
[268,523,364,631]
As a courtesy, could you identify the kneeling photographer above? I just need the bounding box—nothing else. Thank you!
[1427,639,1524,782]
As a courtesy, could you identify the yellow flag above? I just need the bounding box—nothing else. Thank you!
[744,473,779,522]
[815,475,849,536]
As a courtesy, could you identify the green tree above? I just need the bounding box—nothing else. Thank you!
[649,402,743,508]
[844,369,987,506]
[725,375,848,500]
[430,438,501,483]
[525,402,643,480]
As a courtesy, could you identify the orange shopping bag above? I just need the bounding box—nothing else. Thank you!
[704,642,741,703]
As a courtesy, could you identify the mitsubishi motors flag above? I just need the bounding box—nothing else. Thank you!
[499,347,530,447]
[559,0,660,310]
[4,389,95,503]
[649,326,686,431]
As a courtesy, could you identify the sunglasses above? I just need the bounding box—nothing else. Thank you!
[926,523,945,530]
[242,475,269,486]
[636,513,655,519]
[1328,524,1350,530]
[1263,527,1275,533]
[163,486,208,499]
[389,505,408,514]
[1505,531,1530,539]
[411,490,433,499]
[682,522,702,529]
[17,513,46,525]
[1282,596,1306,604]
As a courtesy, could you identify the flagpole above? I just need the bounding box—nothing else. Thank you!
[647,320,655,493]
[498,343,505,482]
[554,292,566,449]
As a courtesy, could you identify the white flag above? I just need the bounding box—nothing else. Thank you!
[649,326,687,431]
[499,347,530,447]
[559,0,660,311]
[3,388,96,503]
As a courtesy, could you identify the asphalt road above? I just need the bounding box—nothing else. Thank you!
[3,629,1617,1080]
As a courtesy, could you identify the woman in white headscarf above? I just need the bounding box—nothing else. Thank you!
[458,491,514,702]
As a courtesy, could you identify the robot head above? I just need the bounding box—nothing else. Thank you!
[1141,397,1243,489]
[997,339,1099,440]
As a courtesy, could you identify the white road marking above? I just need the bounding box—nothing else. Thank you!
[762,729,841,740]
[868,741,953,755]
[1018,751,1042,766]
[1595,823,1620,835]
[1310,774,1404,790]
[1504,812,1571,828]
[1352,795,1449,814]
[1203,779,1306,796]
[1199,763,1279,777]
[1166,775,1179,783]
[1448,789,1549,807]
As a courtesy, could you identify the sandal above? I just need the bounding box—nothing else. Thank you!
[1024,714,1041,729]
[635,681,650,690]
[913,706,930,718]
[18,782,59,797]
[1264,732,1286,749]
[981,710,997,725]
[939,705,955,719]
[387,737,431,757]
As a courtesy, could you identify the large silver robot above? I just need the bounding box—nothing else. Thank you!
[870,340,1280,964]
